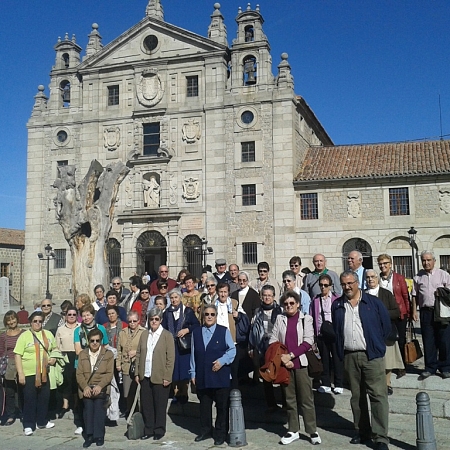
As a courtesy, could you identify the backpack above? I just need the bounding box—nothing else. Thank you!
[126,384,144,440]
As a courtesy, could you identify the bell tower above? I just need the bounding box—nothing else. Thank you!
[229,3,273,90]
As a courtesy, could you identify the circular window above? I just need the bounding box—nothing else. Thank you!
[241,111,254,125]
[143,35,158,52]
[57,130,68,143]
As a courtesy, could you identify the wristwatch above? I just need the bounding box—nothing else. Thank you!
[289,352,295,360]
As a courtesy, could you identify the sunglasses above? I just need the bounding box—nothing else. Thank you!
[141,291,149,295]
[290,264,299,267]
[149,317,161,322]
[258,269,268,273]
[128,320,139,323]
[282,279,293,283]
[238,279,247,282]
[112,283,121,285]
[66,313,77,317]
[32,320,43,323]
[283,301,296,307]
[319,283,330,288]
[160,286,168,289]
[206,284,215,288]
[204,312,216,317]
[41,304,52,307]
[89,339,100,343]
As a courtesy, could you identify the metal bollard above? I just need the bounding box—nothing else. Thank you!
[229,389,247,447]
[416,392,437,450]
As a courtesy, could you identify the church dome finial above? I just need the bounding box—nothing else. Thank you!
[146,0,164,20]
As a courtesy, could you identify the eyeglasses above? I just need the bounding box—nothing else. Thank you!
[258,269,268,273]
[340,281,357,288]
[290,264,299,267]
[141,291,149,295]
[89,339,100,343]
[159,270,168,273]
[283,301,296,307]
[319,284,330,288]
[149,317,161,322]
[238,279,247,282]
[128,320,138,323]
[204,312,216,317]
[207,284,215,288]
[66,313,77,317]
[378,262,390,266]
[32,320,43,323]
[112,283,121,285]
[41,304,52,308]
[282,279,293,283]
[160,285,168,289]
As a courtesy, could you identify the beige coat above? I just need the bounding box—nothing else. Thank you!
[135,328,175,385]
[269,312,314,368]
[116,326,146,373]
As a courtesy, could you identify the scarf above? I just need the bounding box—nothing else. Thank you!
[105,320,122,348]
[42,312,53,328]
[380,270,393,282]
[166,303,184,337]
[261,302,275,311]
[215,297,233,314]
[79,321,98,349]
[31,330,49,387]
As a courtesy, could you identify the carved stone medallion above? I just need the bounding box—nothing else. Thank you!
[136,69,164,107]
[439,189,450,214]
[182,177,200,201]
[182,119,201,144]
[103,126,121,151]
[347,192,361,218]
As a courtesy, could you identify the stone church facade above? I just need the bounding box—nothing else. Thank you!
[24,1,450,304]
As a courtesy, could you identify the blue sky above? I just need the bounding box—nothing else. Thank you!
[1,0,449,230]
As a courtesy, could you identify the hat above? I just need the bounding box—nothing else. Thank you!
[215,258,226,266]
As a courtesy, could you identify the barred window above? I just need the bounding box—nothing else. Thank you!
[186,76,199,97]
[393,256,413,279]
[57,160,68,166]
[143,122,160,156]
[242,184,256,206]
[241,141,255,162]
[107,85,119,106]
[440,255,450,271]
[300,193,318,220]
[243,242,258,265]
[389,188,409,216]
[54,249,66,269]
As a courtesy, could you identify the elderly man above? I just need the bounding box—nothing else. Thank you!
[250,261,281,300]
[332,271,391,450]
[213,259,232,284]
[190,304,236,446]
[412,250,450,379]
[228,264,240,295]
[111,277,130,303]
[149,265,177,295]
[303,254,342,298]
[41,299,62,336]
[231,271,261,320]
[347,251,367,289]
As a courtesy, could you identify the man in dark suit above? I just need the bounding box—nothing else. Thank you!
[190,305,236,446]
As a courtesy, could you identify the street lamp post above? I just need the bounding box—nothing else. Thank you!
[38,244,56,299]
[201,238,214,269]
[407,227,418,277]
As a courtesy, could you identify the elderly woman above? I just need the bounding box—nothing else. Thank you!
[162,288,200,404]
[182,275,202,320]
[76,328,114,448]
[0,310,24,426]
[55,306,80,418]
[154,295,167,312]
[270,290,321,446]
[309,274,343,394]
[131,285,152,327]
[117,310,146,416]
[14,311,57,436]
[201,276,218,313]
[365,270,404,395]
[281,270,311,314]
[135,307,175,440]
[93,285,107,310]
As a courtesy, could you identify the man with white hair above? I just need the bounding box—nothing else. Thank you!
[231,271,260,320]
[347,250,367,289]
[412,250,450,379]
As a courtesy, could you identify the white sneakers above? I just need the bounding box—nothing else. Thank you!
[24,428,33,436]
[333,387,344,394]
[310,433,322,445]
[317,386,332,393]
[281,431,299,445]
[75,426,83,435]
[37,421,55,429]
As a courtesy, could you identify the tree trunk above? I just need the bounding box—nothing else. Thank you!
[53,160,129,299]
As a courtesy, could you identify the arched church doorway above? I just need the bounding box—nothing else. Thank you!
[136,231,167,280]
[342,238,373,270]
[183,234,202,279]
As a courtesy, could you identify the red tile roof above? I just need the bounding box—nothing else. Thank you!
[0,228,25,246]
[295,140,450,181]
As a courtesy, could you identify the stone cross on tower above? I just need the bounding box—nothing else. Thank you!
[146,0,164,20]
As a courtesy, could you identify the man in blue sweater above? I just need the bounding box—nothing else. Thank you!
[190,304,236,446]
[332,270,391,450]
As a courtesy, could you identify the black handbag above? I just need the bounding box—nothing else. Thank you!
[305,346,323,378]
[129,359,136,378]
[177,334,191,351]
[319,297,336,343]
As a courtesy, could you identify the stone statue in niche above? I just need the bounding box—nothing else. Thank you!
[182,177,200,201]
[103,126,121,151]
[136,69,164,107]
[439,189,450,214]
[347,193,361,218]
[182,119,201,144]
[143,176,160,208]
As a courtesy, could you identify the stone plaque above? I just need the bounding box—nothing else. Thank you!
[0,277,9,314]
[181,216,203,230]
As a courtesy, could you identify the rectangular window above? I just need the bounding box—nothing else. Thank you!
[393,256,413,279]
[108,85,119,106]
[243,242,258,265]
[186,76,199,97]
[242,184,256,206]
[440,255,450,271]
[57,160,68,166]
[143,122,160,156]
[300,193,318,220]
[241,141,256,162]
[54,249,66,269]
[0,263,9,278]
[389,188,409,216]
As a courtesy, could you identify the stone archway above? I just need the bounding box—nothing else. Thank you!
[136,231,167,280]
[342,237,373,270]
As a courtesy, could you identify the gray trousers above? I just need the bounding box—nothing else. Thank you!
[344,351,389,444]
[282,367,317,435]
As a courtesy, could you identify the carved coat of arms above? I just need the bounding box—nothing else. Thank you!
[136,69,164,107]
[103,126,121,151]
[182,177,200,201]
[182,119,201,144]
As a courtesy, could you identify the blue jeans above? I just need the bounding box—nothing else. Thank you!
[22,375,50,430]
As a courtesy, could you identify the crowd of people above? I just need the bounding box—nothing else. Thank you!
[1,250,449,450]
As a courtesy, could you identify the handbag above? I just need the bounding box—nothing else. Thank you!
[305,346,323,378]
[319,297,336,343]
[126,384,144,440]
[404,320,423,364]
[129,359,136,378]
[0,356,8,377]
[177,333,192,352]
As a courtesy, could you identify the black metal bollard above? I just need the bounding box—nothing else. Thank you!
[229,389,247,447]
[416,392,437,450]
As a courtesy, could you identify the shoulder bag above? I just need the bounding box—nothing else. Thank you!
[404,320,423,364]
[126,383,145,440]
[319,297,336,343]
